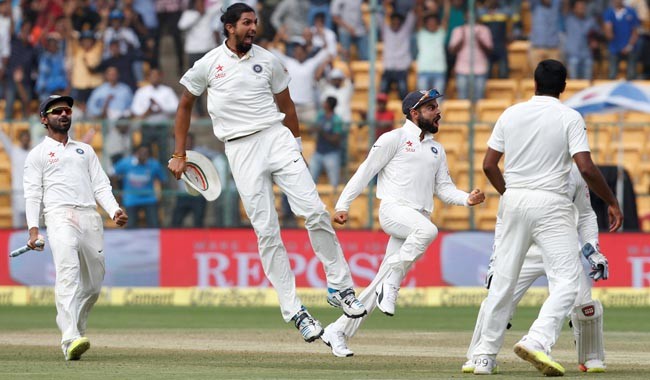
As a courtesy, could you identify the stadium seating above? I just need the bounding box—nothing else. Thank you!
[484,79,518,102]
[476,99,511,123]
[440,99,472,123]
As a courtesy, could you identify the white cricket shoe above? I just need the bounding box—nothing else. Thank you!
[327,288,367,318]
[321,324,354,357]
[473,355,499,375]
[63,337,90,361]
[580,359,606,373]
[376,281,399,316]
[461,359,475,373]
[292,308,324,343]
[514,336,565,377]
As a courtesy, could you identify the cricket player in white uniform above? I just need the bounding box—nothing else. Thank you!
[463,164,609,373]
[474,60,622,376]
[321,89,486,357]
[23,95,129,360]
[167,3,366,343]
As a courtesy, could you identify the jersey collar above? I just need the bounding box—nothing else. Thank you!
[403,119,433,141]
[222,40,256,60]
[44,135,77,147]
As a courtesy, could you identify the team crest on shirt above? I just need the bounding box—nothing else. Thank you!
[76,148,85,155]
[252,64,262,73]
[431,146,438,155]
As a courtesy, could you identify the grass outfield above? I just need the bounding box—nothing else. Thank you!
[0,306,648,379]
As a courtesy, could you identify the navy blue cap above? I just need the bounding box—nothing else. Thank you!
[402,89,443,115]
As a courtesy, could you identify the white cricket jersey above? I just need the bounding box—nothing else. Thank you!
[487,96,590,196]
[335,120,469,213]
[23,136,120,229]
[180,42,291,142]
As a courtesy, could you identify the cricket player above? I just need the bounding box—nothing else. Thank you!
[463,164,609,373]
[322,89,486,357]
[167,3,366,343]
[23,95,129,360]
[473,59,622,376]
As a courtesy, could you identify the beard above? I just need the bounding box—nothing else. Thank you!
[236,41,252,54]
[418,117,438,134]
[48,117,71,133]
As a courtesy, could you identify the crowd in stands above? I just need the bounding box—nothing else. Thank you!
[1,0,650,229]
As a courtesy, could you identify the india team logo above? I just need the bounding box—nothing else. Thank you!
[253,64,262,73]
[431,147,438,154]
[76,148,85,155]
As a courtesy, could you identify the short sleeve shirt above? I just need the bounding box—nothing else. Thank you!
[487,96,590,195]
[180,43,290,141]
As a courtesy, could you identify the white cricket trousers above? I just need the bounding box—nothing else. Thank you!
[44,207,105,347]
[474,189,582,357]
[225,125,354,322]
[330,201,438,337]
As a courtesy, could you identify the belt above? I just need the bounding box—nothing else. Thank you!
[226,130,261,142]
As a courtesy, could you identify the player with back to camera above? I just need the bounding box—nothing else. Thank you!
[471,59,622,376]
[167,3,366,343]
[23,95,128,361]
[463,163,609,374]
[322,89,485,357]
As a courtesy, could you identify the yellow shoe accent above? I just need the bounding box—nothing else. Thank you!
[514,343,565,377]
[66,337,90,361]
[586,367,606,373]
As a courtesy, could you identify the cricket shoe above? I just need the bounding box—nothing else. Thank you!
[292,308,324,343]
[327,288,367,318]
[321,324,354,357]
[473,355,499,375]
[376,281,399,316]
[579,359,606,373]
[64,337,90,361]
[461,359,475,373]
[514,337,565,377]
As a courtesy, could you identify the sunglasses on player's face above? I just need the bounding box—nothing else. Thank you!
[411,89,442,110]
[46,106,73,115]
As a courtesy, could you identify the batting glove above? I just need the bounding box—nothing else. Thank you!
[485,254,496,289]
[581,242,609,281]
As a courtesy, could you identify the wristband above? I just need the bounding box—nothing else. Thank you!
[295,137,303,153]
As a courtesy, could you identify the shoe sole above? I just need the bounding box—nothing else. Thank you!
[473,366,499,375]
[579,364,606,373]
[327,299,368,319]
[66,338,90,361]
[461,366,475,373]
[321,336,354,358]
[514,343,565,377]
[303,328,324,343]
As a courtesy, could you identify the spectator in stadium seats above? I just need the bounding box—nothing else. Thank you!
[271,0,310,55]
[86,66,134,121]
[310,12,338,57]
[4,20,38,121]
[36,32,69,101]
[604,0,640,79]
[358,92,398,141]
[331,0,369,60]
[155,0,186,75]
[113,144,166,228]
[448,13,492,101]
[69,0,101,33]
[318,67,354,127]
[102,9,144,83]
[92,39,138,91]
[478,0,519,78]
[380,10,416,100]
[68,30,104,113]
[122,0,150,43]
[132,0,158,39]
[528,0,563,71]
[0,128,30,228]
[130,67,179,164]
[0,0,10,98]
[309,96,345,190]
[444,0,466,80]
[104,118,133,169]
[308,0,332,29]
[563,0,599,79]
[415,4,449,96]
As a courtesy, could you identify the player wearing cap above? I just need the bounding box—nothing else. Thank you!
[23,95,128,360]
[167,3,366,343]
[463,163,609,373]
[321,89,486,357]
[471,60,622,376]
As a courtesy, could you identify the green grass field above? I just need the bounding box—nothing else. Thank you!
[0,306,649,379]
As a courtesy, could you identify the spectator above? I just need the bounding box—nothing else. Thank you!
[93,39,138,91]
[69,0,101,32]
[308,0,332,29]
[309,96,345,190]
[444,0,466,79]
[604,0,640,79]
[122,0,150,44]
[331,0,368,60]
[86,66,134,120]
[155,0,187,75]
[380,10,416,99]
[319,68,354,127]
[415,6,449,96]
[310,11,337,57]
[358,92,398,141]
[130,67,179,164]
[271,0,310,55]
[68,30,104,112]
[0,129,30,228]
[102,9,144,83]
[627,0,649,78]
[113,144,166,228]
[563,0,599,79]
[478,0,519,78]
[36,32,69,101]
[448,12,493,101]
[104,119,133,168]
[5,20,38,120]
[0,0,10,97]
[528,0,563,72]
[132,0,158,38]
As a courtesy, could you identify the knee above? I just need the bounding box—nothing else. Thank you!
[256,230,283,249]
[303,207,331,229]
[416,224,439,245]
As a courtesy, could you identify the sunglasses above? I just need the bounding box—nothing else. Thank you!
[411,89,442,110]
[46,106,73,115]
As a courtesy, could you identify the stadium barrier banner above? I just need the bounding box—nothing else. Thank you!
[1,229,650,288]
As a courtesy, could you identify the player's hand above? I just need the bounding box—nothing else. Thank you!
[27,234,45,251]
[581,242,609,281]
[113,208,128,227]
[168,156,187,180]
[467,189,485,206]
[607,203,623,232]
[333,211,348,225]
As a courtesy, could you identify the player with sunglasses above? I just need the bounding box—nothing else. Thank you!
[23,95,128,360]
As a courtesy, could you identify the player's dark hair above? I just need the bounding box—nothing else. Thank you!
[221,3,255,38]
[534,59,566,97]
